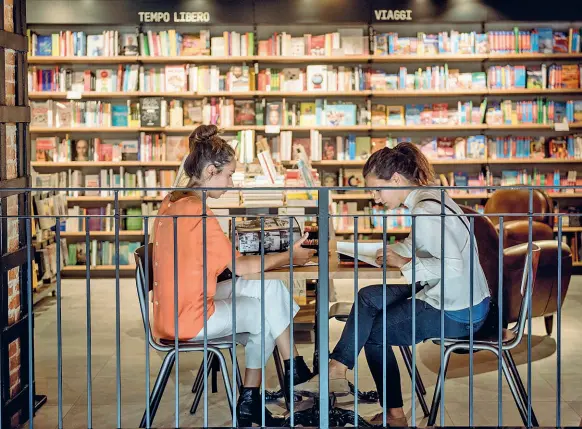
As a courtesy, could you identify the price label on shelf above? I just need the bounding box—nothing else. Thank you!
[265,125,281,134]
[66,91,82,100]
[554,119,570,132]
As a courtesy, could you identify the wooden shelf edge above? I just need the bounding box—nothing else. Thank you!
[62,265,136,272]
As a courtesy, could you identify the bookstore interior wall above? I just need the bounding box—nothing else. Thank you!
[24,0,582,285]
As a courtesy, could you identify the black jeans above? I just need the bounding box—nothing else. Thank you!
[329,284,486,408]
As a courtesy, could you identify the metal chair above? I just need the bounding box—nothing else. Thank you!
[134,244,248,427]
[427,242,542,427]
[329,302,430,417]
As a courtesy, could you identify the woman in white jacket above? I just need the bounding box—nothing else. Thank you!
[297,143,491,426]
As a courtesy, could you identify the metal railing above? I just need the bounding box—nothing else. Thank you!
[5,184,576,428]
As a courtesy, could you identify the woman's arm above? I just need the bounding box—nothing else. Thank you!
[228,233,316,276]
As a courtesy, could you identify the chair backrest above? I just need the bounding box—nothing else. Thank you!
[485,189,554,227]
[134,243,156,345]
[508,242,541,348]
[460,205,500,300]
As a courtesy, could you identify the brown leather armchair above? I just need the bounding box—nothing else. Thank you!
[469,190,572,335]
[503,240,572,334]
[485,189,555,248]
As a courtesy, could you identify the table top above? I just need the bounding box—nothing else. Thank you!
[242,239,405,282]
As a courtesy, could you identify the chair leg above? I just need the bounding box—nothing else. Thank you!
[228,348,244,390]
[273,346,289,410]
[503,350,540,427]
[427,347,453,427]
[544,315,554,336]
[189,354,216,415]
[191,360,205,393]
[140,351,176,428]
[214,350,235,415]
[211,357,219,393]
[398,346,430,417]
[401,346,427,395]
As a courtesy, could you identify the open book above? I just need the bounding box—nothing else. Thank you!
[336,241,384,268]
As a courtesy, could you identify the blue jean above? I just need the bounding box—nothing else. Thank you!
[329,284,486,408]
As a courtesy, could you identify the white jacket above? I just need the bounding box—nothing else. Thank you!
[389,188,491,311]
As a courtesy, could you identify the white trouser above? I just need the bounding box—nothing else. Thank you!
[193,277,300,369]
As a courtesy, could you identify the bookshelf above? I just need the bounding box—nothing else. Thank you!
[28,14,582,274]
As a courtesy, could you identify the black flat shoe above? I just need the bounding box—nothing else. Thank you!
[236,387,284,427]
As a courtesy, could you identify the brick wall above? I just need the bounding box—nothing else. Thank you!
[3,0,22,426]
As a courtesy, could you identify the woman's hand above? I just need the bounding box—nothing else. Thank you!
[292,233,316,266]
[375,246,412,269]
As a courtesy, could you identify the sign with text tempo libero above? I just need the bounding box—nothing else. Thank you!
[138,11,211,23]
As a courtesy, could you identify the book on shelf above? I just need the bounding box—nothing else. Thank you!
[28,29,127,57]
[67,240,141,266]
[258,29,367,57]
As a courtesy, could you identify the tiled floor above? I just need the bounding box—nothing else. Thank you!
[26,276,582,428]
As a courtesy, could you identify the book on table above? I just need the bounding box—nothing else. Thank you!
[336,240,384,268]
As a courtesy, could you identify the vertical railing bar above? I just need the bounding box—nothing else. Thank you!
[260,216,266,427]
[382,214,387,427]
[527,189,533,427]
[114,191,121,428]
[439,189,446,427]
[55,217,63,429]
[469,216,475,426]
[144,216,151,428]
[202,191,208,427]
[353,217,359,426]
[556,215,563,427]
[231,216,238,427]
[288,215,295,426]
[26,217,34,429]
[411,214,417,427]
[85,216,92,428]
[173,215,179,428]
[318,191,330,428]
[498,216,504,427]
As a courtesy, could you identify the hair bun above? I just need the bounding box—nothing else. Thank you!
[192,124,219,145]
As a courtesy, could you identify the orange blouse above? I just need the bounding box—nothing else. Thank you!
[152,193,239,340]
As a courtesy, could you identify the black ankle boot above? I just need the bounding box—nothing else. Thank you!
[236,387,284,427]
[283,356,314,400]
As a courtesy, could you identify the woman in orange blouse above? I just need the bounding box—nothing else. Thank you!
[153,125,315,426]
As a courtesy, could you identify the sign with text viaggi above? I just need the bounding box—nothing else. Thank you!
[138,11,210,23]
[374,9,412,21]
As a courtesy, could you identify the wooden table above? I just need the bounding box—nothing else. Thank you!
[243,239,405,282]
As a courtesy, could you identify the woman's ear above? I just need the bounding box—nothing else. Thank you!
[205,163,218,179]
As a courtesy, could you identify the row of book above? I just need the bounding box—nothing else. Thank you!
[486,99,582,125]
[29,30,127,57]
[373,28,582,56]
[330,203,412,232]
[328,167,582,193]
[487,64,581,89]
[66,205,146,232]
[436,169,581,191]
[29,27,582,58]
[34,132,582,165]
[488,135,582,160]
[67,241,141,266]
[31,97,582,129]
[34,168,177,198]
[28,63,582,94]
